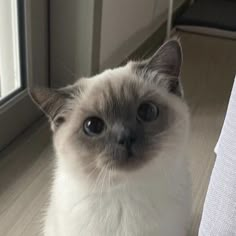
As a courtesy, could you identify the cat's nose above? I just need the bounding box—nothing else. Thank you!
[117,130,136,150]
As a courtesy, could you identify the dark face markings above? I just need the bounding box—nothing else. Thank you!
[74,79,174,171]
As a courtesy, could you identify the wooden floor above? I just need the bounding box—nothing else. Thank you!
[180,32,236,235]
[0,32,236,236]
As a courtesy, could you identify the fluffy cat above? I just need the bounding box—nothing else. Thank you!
[30,40,191,236]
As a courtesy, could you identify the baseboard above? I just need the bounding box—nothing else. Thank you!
[176,25,236,40]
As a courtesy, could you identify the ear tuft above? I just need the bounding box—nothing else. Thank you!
[133,39,184,97]
[29,88,67,118]
[29,87,76,130]
[29,88,55,109]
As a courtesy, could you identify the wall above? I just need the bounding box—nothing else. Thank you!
[100,0,185,70]
[49,0,186,87]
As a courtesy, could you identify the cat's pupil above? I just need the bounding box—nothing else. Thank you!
[84,117,105,136]
[137,102,159,122]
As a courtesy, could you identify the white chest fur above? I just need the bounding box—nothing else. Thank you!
[44,156,191,236]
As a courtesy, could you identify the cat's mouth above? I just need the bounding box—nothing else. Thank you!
[102,148,148,171]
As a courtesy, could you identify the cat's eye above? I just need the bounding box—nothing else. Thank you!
[83,117,105,136]
[137,102,159,122]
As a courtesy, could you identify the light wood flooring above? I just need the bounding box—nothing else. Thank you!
[0,32,236,235]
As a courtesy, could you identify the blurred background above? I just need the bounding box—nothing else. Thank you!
[0,0,236,235]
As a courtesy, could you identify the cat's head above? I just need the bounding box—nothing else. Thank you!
[30,40,189,177]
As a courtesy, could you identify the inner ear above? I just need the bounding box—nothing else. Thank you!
[54,116,66,128]
[147,39,182,77]
[165,77,183,97]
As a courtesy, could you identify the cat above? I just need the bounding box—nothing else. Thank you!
[30,39,191,236]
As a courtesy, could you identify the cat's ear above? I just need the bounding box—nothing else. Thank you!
[29,86,76,131]
[134,39,183,97]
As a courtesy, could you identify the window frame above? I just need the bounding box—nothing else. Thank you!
[0,0,49,150]
[0,0,103,151]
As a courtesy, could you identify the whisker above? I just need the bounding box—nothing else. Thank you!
[82,159,99,171]
[55,58,78,80]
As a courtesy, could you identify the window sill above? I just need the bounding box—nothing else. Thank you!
[0,119,52,235]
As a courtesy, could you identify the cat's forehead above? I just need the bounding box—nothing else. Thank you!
[87,66,152,97]
[77,68,164,120]
[82,79,136,116]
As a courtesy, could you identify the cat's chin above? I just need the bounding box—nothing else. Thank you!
[101,154,152,173]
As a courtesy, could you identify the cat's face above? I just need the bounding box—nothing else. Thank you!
[30,40,189,176]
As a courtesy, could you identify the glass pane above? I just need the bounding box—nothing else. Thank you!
[0,0,22,101]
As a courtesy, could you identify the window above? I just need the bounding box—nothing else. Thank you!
[0,0,49,150]
[0,0,101,151]
[0,0,22,102]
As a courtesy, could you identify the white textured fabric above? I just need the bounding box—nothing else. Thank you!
[199,77,236,236]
